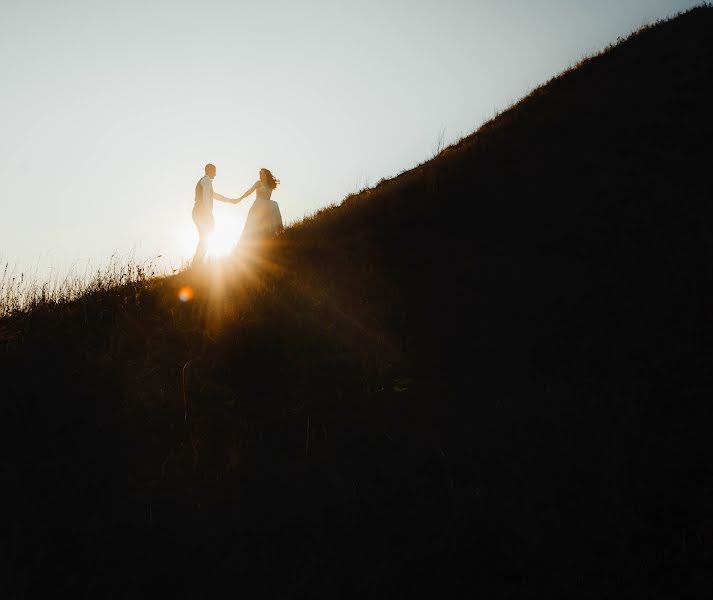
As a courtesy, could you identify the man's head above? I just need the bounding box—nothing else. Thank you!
[205,163,217,179]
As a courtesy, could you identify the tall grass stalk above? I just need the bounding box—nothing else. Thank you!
[0,254,181,318]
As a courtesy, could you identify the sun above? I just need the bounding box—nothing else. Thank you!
[177,212,246,261]
[206,228,238,257]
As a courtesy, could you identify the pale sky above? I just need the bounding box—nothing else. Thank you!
[0,0,701,277]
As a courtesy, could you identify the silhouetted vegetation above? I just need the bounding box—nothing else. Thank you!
[2,7,713,597]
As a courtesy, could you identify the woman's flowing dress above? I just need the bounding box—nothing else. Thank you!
[240,180,283,243]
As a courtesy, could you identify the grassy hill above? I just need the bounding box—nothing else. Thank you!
[2,6,713,597]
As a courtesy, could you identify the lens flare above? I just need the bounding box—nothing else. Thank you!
[178,286,194,302]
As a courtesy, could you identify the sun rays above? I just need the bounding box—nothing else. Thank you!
[175,232,398,373]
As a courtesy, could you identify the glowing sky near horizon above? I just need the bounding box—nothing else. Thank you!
[0,0,701,276]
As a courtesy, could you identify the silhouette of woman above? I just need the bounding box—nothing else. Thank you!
[235,168,283,244]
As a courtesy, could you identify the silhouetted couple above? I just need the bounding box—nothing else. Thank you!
[192,163,283,267]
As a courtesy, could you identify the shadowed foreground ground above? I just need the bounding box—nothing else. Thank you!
[2,7,713,598]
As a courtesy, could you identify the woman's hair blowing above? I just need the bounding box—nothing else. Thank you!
[260,168,280,190]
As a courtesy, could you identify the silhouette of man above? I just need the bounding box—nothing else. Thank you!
[192,163,235,267]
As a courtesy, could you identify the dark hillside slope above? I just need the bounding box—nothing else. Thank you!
[2,7,713,598]
[290,5,712,381]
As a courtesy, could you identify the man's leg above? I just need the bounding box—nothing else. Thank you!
[192,211,213,268]
[192,231,208,267]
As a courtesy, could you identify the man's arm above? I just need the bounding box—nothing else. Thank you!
[213,191,235,203]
